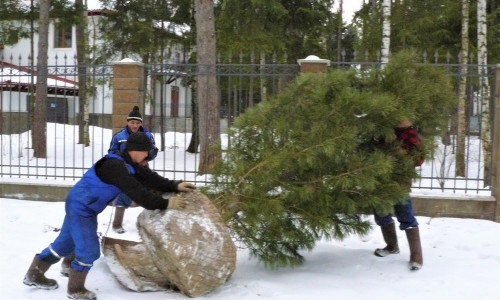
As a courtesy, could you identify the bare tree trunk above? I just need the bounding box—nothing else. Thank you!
[260,51,267,101]
[76,0,89,146]
[33,0,49,158]
[187,84,200,153]
[194,0,221,174]
[248,52,255,107]
[456,0,469,177]
[380,0,391,68]
[337,0,343,63]
[159,74,166,151]
[477,0,491,186]
[28,0,35,151]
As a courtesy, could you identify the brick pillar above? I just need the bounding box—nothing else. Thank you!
[111,59,145,134]
[492,64,500,222]
[297,55,330,73]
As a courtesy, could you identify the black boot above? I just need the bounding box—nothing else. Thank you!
[23,255,59,290]
[67,269,97,300]
[406,227,423,270]
[112,207,126,234]
[61,253,75,277]
[374,222,400,257]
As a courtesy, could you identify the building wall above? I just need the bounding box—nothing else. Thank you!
[151,77,192,118]
[1,91,27,111]
[0,112,29,134]
[1,15,104,66]
[2,14,190,120]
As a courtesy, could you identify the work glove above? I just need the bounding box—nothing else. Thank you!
[176,182,196,192]
[166,196,187,210]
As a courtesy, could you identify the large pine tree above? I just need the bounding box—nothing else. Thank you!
[209,51,458,268]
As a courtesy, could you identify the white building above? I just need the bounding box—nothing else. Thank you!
[1,9,192,133]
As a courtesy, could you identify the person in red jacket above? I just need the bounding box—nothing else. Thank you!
[373,120,424,271]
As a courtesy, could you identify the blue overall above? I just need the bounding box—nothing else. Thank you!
[109,126,158,208]
[37,154,134,271]
[374,196,419,230]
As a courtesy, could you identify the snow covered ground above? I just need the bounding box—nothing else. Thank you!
[1,198,499,300]
[0,116,497,300]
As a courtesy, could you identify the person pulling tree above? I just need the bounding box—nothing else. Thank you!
[373,120,425,271]
[23,132,195,300]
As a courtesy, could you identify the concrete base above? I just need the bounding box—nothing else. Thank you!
[0,182,72,202]
[411,194,497,221]
[0,182,498,222]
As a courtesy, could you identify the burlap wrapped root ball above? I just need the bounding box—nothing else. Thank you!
[101,236,173,292]
[137,190,237,297]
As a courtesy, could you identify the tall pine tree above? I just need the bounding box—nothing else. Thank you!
[209,51,458,268]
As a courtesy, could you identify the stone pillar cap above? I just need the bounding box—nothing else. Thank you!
[297,55,330,66]
[112,58,144,66]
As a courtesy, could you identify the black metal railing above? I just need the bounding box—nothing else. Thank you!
[0,57,496,195]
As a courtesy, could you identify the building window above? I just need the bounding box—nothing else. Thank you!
[54,24,72,48]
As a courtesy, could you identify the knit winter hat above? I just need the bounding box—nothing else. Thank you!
[127,106,143,123]
[125,132,151,152]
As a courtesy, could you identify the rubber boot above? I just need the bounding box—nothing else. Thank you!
[406,227,423,270]
[61,253,75,277]
[112,207,126,234]
[23,255,59,290]
[374,222,400,257]
[67,269,97,300]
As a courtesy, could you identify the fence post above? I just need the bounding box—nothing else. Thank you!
[111,58,145,134]
[492,64,500,223]
[297,55,330,73]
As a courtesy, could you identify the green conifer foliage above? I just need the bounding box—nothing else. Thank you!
[210,51,457,269]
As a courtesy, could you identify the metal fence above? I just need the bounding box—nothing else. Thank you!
[330,60,497,195]
[0,58,496,195]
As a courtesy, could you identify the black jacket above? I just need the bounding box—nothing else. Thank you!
[95,153,178,210]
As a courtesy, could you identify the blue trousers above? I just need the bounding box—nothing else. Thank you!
[374,196,419,230]
[37,202,100,272]
[114,192,132,208]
